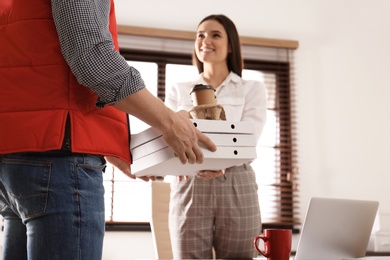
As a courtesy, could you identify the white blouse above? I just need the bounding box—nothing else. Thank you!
[165,72,267,143]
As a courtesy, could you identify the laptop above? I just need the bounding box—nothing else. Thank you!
[294,197,379,260]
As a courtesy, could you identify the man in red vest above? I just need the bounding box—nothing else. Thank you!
[0,0,216,259]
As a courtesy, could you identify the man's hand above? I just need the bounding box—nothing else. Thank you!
[105,156,155,182]
[114,88,216,165]
[162,110,217,164]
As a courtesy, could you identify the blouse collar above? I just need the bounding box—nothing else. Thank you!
[193,71,241,88]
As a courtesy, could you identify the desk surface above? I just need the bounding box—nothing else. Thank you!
[344,252,390,260]
[254,252,390,260]
[366,252,390,256]
[254,257,390,260]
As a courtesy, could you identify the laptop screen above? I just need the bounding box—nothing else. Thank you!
[294,197,379,260]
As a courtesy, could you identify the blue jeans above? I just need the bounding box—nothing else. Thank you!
[0,151,106,260]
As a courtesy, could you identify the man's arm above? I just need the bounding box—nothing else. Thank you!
[114,88,216,164]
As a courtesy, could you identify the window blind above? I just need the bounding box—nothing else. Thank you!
[245,57,300,229]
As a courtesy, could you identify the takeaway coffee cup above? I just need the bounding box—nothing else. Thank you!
[254,229,292,260]
[190,84,216,106]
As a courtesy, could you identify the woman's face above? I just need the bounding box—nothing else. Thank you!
[195,19,230,66]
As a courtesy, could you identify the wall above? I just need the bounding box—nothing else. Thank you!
[108,0,390,258]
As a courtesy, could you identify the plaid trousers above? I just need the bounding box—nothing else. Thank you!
[168,163,261,259]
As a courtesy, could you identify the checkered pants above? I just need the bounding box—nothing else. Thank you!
[168,163,261,259]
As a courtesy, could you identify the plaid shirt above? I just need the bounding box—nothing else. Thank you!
[51,0,145,107]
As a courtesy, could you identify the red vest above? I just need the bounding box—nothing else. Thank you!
[0,0,131,164]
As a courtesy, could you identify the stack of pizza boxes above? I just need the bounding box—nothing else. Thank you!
[130,84,257,177]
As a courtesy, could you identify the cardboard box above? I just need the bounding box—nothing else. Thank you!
[131,133,256,160]
[131,146,257,176]
[376,212,390,232]
[372,232,390,252]
[130,119,257,176]
[130,119,255,149]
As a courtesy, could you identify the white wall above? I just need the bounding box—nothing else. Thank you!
[107,0,390,258]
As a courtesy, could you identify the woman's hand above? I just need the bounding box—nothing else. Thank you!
[196,169,225,180]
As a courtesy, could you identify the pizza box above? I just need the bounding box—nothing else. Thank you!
[130,119,255,149]
[131,133,256,160]
[129,119,257,177]
[131,146,257,177]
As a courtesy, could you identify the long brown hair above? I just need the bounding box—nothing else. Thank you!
[193,14,243,77]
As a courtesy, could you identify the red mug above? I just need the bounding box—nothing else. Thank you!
[254,229,292,260]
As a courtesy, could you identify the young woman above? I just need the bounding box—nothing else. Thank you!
[165,14,267,259]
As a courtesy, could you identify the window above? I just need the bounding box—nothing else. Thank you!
[105,32,299,231]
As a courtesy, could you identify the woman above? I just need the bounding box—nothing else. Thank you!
[166,14,267,259]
